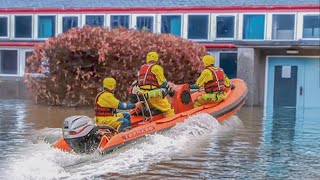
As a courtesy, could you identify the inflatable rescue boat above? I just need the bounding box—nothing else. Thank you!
[52,79,247,154]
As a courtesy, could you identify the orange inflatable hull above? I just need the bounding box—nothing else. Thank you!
[53,79,247,154]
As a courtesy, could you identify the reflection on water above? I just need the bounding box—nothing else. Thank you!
[0,100,320,179]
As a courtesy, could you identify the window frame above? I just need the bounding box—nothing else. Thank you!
[158,14,183,37]
[269,13,297,41]
[239,13,267,40]
[213,13,237,40]
[57,14,80,34]
[107,14,131,29]
[297,12,320,40]
[132,14,156,32]
[18,49,33,76]
[185,13,210,41]
[82,14,106,27]
[0,15,9,39]
[0,48,20,76]
[12,14,34,39]
[35,14,57,39]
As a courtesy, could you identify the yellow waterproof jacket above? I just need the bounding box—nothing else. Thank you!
[193,68,231,107]
[140,64,167,90]
[196,69,230,89]
[95,92,123,125]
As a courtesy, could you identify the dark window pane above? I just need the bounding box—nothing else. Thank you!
[188,15,208,39]
[110,15,129,28]
[243,15,265,39]
[38,16,55,38]
[0,17,8,37]
[217,16,234,38]
[272,14,295,39]
[63,16,78,33]
[303,15,320,38]
[161,15,181,36]
[0,50,18,74]
[137,16,153,31]
[220,52,237,79]
[15,16,32,38]
[85,15,104,26]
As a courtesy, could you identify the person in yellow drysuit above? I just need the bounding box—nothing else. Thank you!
[190,55,234,108]
[94,77,143,132]
[137,52,175,117]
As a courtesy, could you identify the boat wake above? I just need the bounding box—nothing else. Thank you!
[4,113,243,180]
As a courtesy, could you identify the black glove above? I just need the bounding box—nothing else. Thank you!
[230,84,235,90]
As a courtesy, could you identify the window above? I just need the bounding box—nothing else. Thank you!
[62,16,78,33]
[15,16,32,38]
[303,15,320,38]
[0,50,18,75]
[137,16,154,31]
[272,14,295,40]
[161,15,181,36]
[38,16,56,38]
[188,15,209,39]
[85,15,104,26]
[243,14,265,40]
[0,17,8,37]
[220,52,237,79]
[110,15,129,28]
[216,16,235,38]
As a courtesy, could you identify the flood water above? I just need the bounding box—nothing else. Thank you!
[0,100,319,179]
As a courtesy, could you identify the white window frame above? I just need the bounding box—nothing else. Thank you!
[184,13,211,41]
[268,12,297,41]
[0,15,10,39]
[207,51,220,67]
[132,14,156,33]
[297,12,320,40]
[107,14,131,29]
[213,13,238,40]
[57,14,81,35]
[157,14,183,36]
[12,14,34,40]
[81,14,106,27]
[0,48,20,77]
[239,13,267,41]
[19,49,33,76]
[35,14,57,40]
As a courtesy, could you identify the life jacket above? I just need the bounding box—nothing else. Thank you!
[94,91,115,116]
[138,63,159,89]
[204,67,226,93]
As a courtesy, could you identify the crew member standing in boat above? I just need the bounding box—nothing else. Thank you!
[137,52,175,117]
[94,77,143,132]
[190,55,233,107]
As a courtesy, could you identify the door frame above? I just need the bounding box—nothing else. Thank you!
[264,55,320,109]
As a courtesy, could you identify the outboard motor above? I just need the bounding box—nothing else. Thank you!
[62,116,100,154]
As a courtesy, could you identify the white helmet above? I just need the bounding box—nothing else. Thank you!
[62,116,95,139]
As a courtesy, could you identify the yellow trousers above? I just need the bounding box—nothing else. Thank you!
[194,92,227,108]
[95,113,131,132]
[147,96,175,117]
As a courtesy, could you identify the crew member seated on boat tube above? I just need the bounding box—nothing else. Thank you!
[190,55,234,107]
[94,77,143,132]
[137,52,175,117]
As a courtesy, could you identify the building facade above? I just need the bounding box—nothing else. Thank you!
[0,0,319,108]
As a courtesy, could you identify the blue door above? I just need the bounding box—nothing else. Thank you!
[267,57,320,109]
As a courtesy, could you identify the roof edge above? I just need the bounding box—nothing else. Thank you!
[0,41,237,49]
[0,5,319,14]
